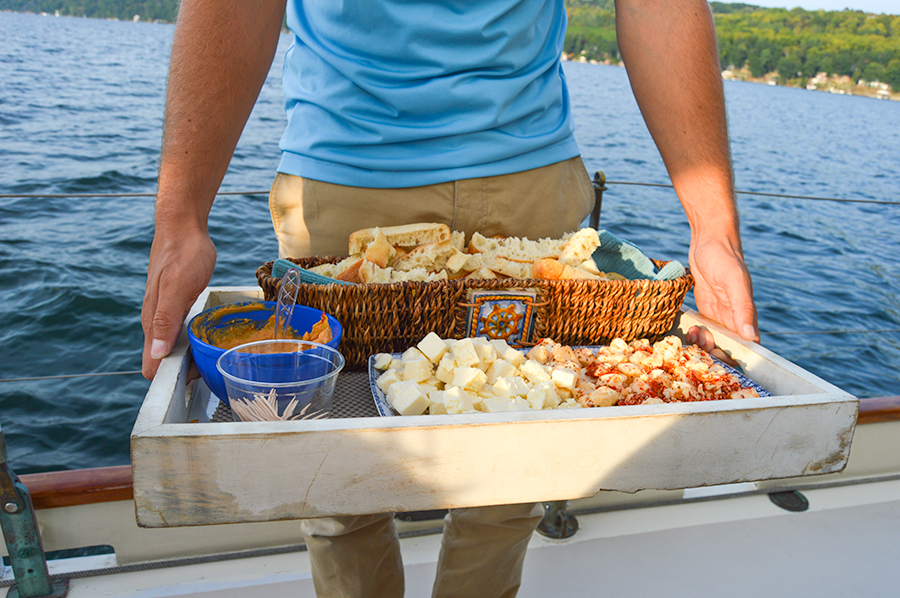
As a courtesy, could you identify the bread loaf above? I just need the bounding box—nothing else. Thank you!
[359,260,449,284]
[306,223,617,284]
[391,239,462,272]
[467,231,571,263]
[364,229,396,268]
[334,259,364,283]
[557,227,601,266]
[349,223,451,255]
[309,255,363,278]
[532,258,602,280]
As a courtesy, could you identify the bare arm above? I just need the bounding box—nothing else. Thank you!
[615,0,759,348]
[142,0,286,379]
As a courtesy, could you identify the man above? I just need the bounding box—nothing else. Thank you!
[142,1,758,596]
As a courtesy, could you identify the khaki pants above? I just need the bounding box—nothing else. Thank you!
[272,158,592,597]
[269,157,595,258]
[301,504,544,598]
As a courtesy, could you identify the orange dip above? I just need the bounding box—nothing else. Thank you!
[192,302,317,350]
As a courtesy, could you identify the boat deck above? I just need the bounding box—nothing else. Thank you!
[15,476,899,597]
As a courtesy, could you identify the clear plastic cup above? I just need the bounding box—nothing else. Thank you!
[216,340,345,422]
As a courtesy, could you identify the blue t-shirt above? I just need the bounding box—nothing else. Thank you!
[277,0,580,188]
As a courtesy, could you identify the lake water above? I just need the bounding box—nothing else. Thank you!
[1,12,898,473]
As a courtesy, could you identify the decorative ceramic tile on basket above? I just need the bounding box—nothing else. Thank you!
[463,289,539,346]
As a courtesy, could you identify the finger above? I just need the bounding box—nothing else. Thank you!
[687,326,716,353]
[708,347,740,369]
[686,325,708,347]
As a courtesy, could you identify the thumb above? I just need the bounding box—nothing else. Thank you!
[150,302,190,359]
[733,299,759,343]
[142,297,193,380]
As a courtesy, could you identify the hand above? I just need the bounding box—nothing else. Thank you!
[141,226,216,379]
[686,234,758,365]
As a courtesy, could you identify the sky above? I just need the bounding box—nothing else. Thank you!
[747,1,898,14]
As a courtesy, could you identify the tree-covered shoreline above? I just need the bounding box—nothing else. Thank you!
[3,0,898,92]
[0,0,178,22]
[566,1,900,92]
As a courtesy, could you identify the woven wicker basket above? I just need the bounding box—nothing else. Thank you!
[256,257,694,370]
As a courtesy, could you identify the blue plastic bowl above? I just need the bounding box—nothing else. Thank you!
[187,301,342,403]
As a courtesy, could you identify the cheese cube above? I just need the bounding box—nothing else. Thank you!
[435,354,457,384]
[450,366,487,392]
[440,387,476,414]
[376,369,402,394]
[401,347,426,362]
[471,337,498,365]
[417,332,449,364]
[417,377,442,395]
[492,376,531,399]
[486,358,518,384]
[373,353,394,370]
[450,338,480,367]
[527,381,560,410]
[526,344,552,364]
[520,359,551,384]
[551,367,579,390]
[475,384,496,398]
[387,380,429,416]
[480,397,513,413]
[492,340,526,366]
[402,355,433,383]
[510,397,532,411]
[427,400,448,415]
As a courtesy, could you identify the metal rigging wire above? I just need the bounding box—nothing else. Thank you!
[0,184,897,204]
[604,181,900,205]
[0,181,896,385]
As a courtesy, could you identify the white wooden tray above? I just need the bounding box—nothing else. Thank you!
[131,287,858,527]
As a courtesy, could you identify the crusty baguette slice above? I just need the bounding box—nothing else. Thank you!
[308,262,341,278]
[485,256,534,279]
[391,239,461,272]
[334,258,364,283]
[364,229,396,268]
[445,251,472,274]
[359,260,448,284]
[557,227,600,266]
[349,223,451,255]
[467,231,571,263]
[450,230,466,252]
[532,258,602,280]
[309,255,363,279]
[465,266,498,279]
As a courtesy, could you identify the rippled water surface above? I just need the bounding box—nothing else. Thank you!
[1,12,898,472]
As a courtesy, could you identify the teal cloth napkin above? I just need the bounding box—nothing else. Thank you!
[271,258,354,286]
[591,230,686,281]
